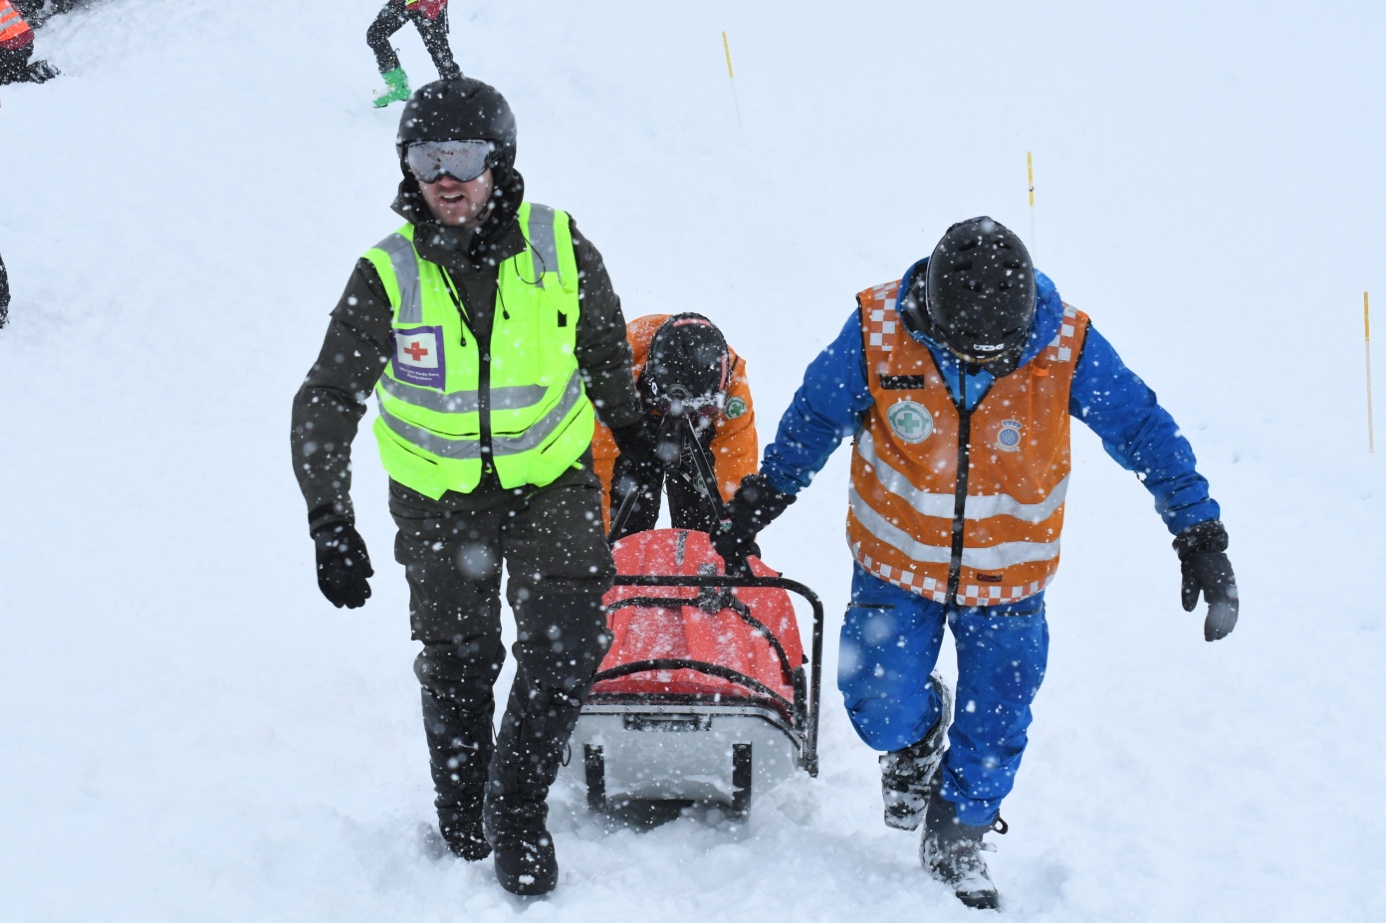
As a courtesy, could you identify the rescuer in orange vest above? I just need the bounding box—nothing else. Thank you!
[0,0,57,85]
[594,312,757,538]
[711,217,1238,910]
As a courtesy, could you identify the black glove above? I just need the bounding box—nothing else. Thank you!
[711,473,795,577]
[1173,520,1238,642]
[313,523,374,609]
[609,418,664,538]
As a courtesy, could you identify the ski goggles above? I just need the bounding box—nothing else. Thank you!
[650,384,726,420]
[405,140,494,184]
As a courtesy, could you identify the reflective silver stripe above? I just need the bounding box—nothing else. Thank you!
[856,430,953,518]
[856,429,1068,523]
[377,401,483,460]
[850,486,1060,570]
[849,487,952,565]
[526,203,560,286]
[375,233,423,324]
[380,377,479,413]
[965,475,1068,522]
[376,369,583,460]
[492,369,584,456]
[379,377,548,414]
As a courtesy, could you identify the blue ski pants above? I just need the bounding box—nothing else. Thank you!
[838,564,1050,826]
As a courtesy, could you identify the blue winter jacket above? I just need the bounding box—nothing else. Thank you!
[760,260,1219,535]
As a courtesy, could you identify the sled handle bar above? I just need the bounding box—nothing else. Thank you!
[610,572,825,777]
[592,659,793,713]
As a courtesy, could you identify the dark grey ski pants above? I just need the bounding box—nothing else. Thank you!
[389,466,614,703]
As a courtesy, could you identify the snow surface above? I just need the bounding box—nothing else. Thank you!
[2,1,1384,919]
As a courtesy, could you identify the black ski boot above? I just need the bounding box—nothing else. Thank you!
[484,787,558,895]
[484,676,586,895]
[920,790,1006,910]
[880,671,952,830]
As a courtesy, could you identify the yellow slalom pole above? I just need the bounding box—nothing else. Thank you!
[1367,292,1375,453]
[1026,151,1037,258]
[722,31,742,127]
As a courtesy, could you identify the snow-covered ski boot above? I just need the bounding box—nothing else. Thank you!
[437,791,490,861]
[372,66,409,108]
[484,663,588,895]
[420,687,494,861]
[483,788,557,895]
[920,791,1006,910]
[880,671,952,830]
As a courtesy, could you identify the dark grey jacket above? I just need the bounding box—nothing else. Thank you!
[291,189,641,534]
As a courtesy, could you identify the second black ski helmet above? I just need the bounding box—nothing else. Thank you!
[921,216,1036,364]
[396,78,517,174]
[643,314,731,415]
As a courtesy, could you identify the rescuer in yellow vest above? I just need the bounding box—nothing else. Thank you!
[711,217,1238,909]
[290,78,653,896]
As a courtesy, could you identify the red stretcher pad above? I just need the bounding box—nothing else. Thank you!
[596,529,806,711]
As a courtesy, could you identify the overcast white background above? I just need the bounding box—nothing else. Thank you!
[1,1,1382,919]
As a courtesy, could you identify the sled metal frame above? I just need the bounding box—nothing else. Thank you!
[595,407,825,814]
[597,571,825,778]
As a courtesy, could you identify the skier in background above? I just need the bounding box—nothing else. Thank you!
[1,252,10,328]
[13,0,84,28]
[711,216,1239,910]
[367,0,460,108]
[594,312,758,538]
[0,0,58,85]
[291,78,654,896]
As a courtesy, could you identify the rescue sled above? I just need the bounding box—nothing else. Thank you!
[567,413,824,818]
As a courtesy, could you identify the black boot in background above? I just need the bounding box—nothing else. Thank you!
[920,789,1006,910]
[880,671,952,830]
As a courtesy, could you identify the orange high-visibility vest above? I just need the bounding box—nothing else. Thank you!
[846,279,1089,607]
[0,0,34,50]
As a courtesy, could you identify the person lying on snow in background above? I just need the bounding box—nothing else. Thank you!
[367,0,459,108]
[0,0,58,85]
[593,312,758,539]
[12,0,84,29]
[711,216,1239,911]
[0,251,10,328]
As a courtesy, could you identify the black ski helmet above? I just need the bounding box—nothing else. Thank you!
[396,77,517,174]
[643,314,731,414]
[920,216,1036,364]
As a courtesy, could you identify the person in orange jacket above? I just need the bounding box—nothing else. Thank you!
[594,313,757,539]
[0,0,57,85]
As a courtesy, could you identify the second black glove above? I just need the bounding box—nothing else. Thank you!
[1173,519,1239,642]
[711,473,795,576]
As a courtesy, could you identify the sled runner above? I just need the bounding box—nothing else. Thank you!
[567,414,824,817]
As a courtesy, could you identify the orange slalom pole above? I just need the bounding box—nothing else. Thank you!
[1026,151,1037,258]
[722,31,741,127]
[1367,292,1375,453]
